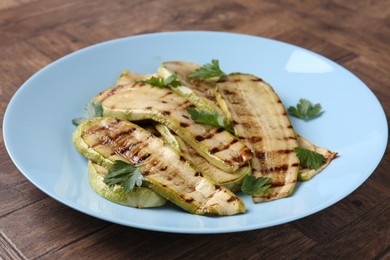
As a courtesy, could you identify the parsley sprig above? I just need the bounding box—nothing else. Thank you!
[138,74,181,88]
[241,175,271,196]
[72,101,103,126]
[294,147,325,170]
[103,160,145,192]
[288,98,323,120]
[186,107,234,134]
[187,59,227,79]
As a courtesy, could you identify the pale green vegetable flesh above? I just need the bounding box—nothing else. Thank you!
[88,160,166,208]
[157,61,222,114]
[155,123,250,191]
[73,117,245,216]
[93,81,252,173]
[296,135,337,181]
[216,73,300,202]
[116,70,157,86]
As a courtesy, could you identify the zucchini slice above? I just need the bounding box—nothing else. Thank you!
[155,123,250,191]
[73,117,245,216]
[157,61,221,113]
[116,70,157,86]
[215,73,300,202]
[88,160,166,208]
[296,135,337,181]
[93,81,252,173]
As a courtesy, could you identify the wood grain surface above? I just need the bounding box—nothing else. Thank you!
[1,0,389,259]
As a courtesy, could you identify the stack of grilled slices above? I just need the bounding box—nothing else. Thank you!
[72,61,337,216]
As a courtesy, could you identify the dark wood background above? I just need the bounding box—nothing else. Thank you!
[1,0,389,259]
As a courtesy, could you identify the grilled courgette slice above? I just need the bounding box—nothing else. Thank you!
[73,117,245,216]
[216,73,300,202]
[88,160,166,208]
[93,81,252,173]
[157,61,222,113]
[296,135,337,181]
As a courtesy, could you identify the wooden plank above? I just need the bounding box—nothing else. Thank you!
[38,223,317,259]
[0,198,110,259]
[0,231,27,260]
[297,198,390,259]
[0,180,47,217]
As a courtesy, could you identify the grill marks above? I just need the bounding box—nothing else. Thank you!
[84,120,156,166]
[94,81,251,173]
[216,74,300,202]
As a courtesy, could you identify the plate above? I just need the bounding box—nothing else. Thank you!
[3,31,388,234]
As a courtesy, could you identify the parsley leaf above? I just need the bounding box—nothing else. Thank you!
[288,98,323,120]
[139,74,181,88]
[186,107,234,134]
[241,175,271,196]
[72,101,103,126]
[187,59,227,79]
[294,147,325,170]
[103,160,145,193]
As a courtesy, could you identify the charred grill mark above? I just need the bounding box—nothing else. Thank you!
[160,166,168,171]
[287,125,293,129]
[223,89,236,95]
[180,122,189,128]
[249,136,262,143]
[145,106,152,110]
[264,164,289,173]
[117,141,141,154]
[251,77,263,82]
[291,163,300,167]
[227,196,238,202]
[161,100,167,103]
[195,172,203,177]
[99,85,125,102]
[185,198,194,203]
[142,170,150,176]
[195,135,205,142]
[209,147,220,154]
[230,139,238,145]
[162,111,170,116]
[216,128,225,133]
[269,179,297,188]
[255,151,266,159]
[182,114,190,119]
[110,128,136,141]
[162,92,173,98]
[179,156,186,162]
[215,185,221,190]
[138,153,151,163]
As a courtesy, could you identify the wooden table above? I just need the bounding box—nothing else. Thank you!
[1,0,389,259]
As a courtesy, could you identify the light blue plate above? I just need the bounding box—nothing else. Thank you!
[3,31,388,233]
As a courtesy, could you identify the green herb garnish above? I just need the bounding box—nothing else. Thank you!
[103,160,144,193]
[72,101,103,126]
[241,175,271,196]
[186,106,234,134]
[187,59,227,79]
[294,147,325,170]
[288,98,323,120]
[138,74,181,88]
